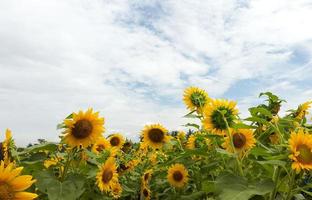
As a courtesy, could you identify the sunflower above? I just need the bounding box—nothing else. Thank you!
[108,134,125,149]
[183,86,210,112]
[1,129,12,165]
[186,135,196,149]
[269,133,280,145]
[141,124,170,149]
[295,101,312,119]
[142,169,153,185]
[222,129,256,155]
[167,163,189,188]
[289,129,312,173]
[141,185,151,200]
[96,157,119,192]
[0,161,38,200]
[63,108,104,148]
[111,182,122,199]
[202,99,238,136]
[92,137,111,154]
[176,131,186,141]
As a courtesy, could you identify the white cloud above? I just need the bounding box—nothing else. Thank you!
[0,0,311,145]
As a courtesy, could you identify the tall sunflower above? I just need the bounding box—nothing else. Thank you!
[96,157,119,192]
[295,101,312,120]
[167,163,189,188]
[289,129,312,173]
[141,124,170,149]
[222,129,256,154]
[92,137,111,154]
[63,108,104,148]
[202,99,238,136]
[183,86,210,112]
[1,129,12,165]
[141,185,151,200]
[0,161,38,200]
[108,134,125,150]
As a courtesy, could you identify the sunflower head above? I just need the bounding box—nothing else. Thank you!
[141,185,151,200]
[92,137,111,154]
[185,135,196,150]
[142,169,153,185]
[295,101,312,119]
[96,157,118,192]
[176,131,186,141]
[2,129,13,165]
[202,99,238,136]
[289,129,312,173]
[108,134,125,149]
[0,161,38,200]
[63,108,104,148]
[183,87,210,112]
[141,124,170,149]
[222,129,256,155]
[269,133,280,145]
[167,163,189,188]
[111,182,122,199]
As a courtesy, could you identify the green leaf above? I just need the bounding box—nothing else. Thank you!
[216,173,274,200]
[249,107,272,118]
[18,142,58,155]
[34,171,85,200]
[180,191,206,200]
[183,123,200,129]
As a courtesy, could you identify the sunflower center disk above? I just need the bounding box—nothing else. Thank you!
[233,133,246,148]
[190,92,206,107]
[143,189,149,197]
[72,119,93,139]
[144,173,150,181]
[148,129,164,143]
[96,145,105,152]
[102,169,113,183]
[297,144,312,164]
[0,184,13,200]
[110,137,120,147]
[173,171,183,182]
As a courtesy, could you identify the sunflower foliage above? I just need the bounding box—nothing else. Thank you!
[1,87,312,200]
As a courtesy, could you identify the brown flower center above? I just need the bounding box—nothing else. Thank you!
[110,137,120,147]
[173,171,183,182]
[233,133,246,149]
[0,184,14,200]
[297,144,312,164]
[144,173,150,181]
[96,144,105,152]
[72,119,93,139]
[143,188,149,197]
[102,169,113,183]
[148,128,165,143]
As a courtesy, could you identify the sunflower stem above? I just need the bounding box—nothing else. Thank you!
[269,166,281,200]
[60,147,75,181]
[285,170,296,200]
[220,111,244,177]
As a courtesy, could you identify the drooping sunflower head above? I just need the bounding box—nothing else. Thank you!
[108,133,125,150]
[289,129,312,173]
[183,86,210,112]
[141,124,170,149]
[222,129,256,154]
[167,163,189,188]
[0,161,38,200]
[63,108,104,148]
[202,99,238,136]
[295,101,312,120]
[92,137,111,154]
[141,185,151,200]
[96,157,118,192]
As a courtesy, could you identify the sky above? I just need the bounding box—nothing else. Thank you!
[0,0,311,146]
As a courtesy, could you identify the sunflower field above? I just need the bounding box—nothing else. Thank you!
[1,87,312,200]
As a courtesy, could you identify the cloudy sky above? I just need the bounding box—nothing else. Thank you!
[0,0,311,145]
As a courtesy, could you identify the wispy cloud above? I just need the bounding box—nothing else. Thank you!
[0,0,311,145]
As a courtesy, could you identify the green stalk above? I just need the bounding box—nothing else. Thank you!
[269,166,281,200]
[285,171,296,200]
[220,111,244,176]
